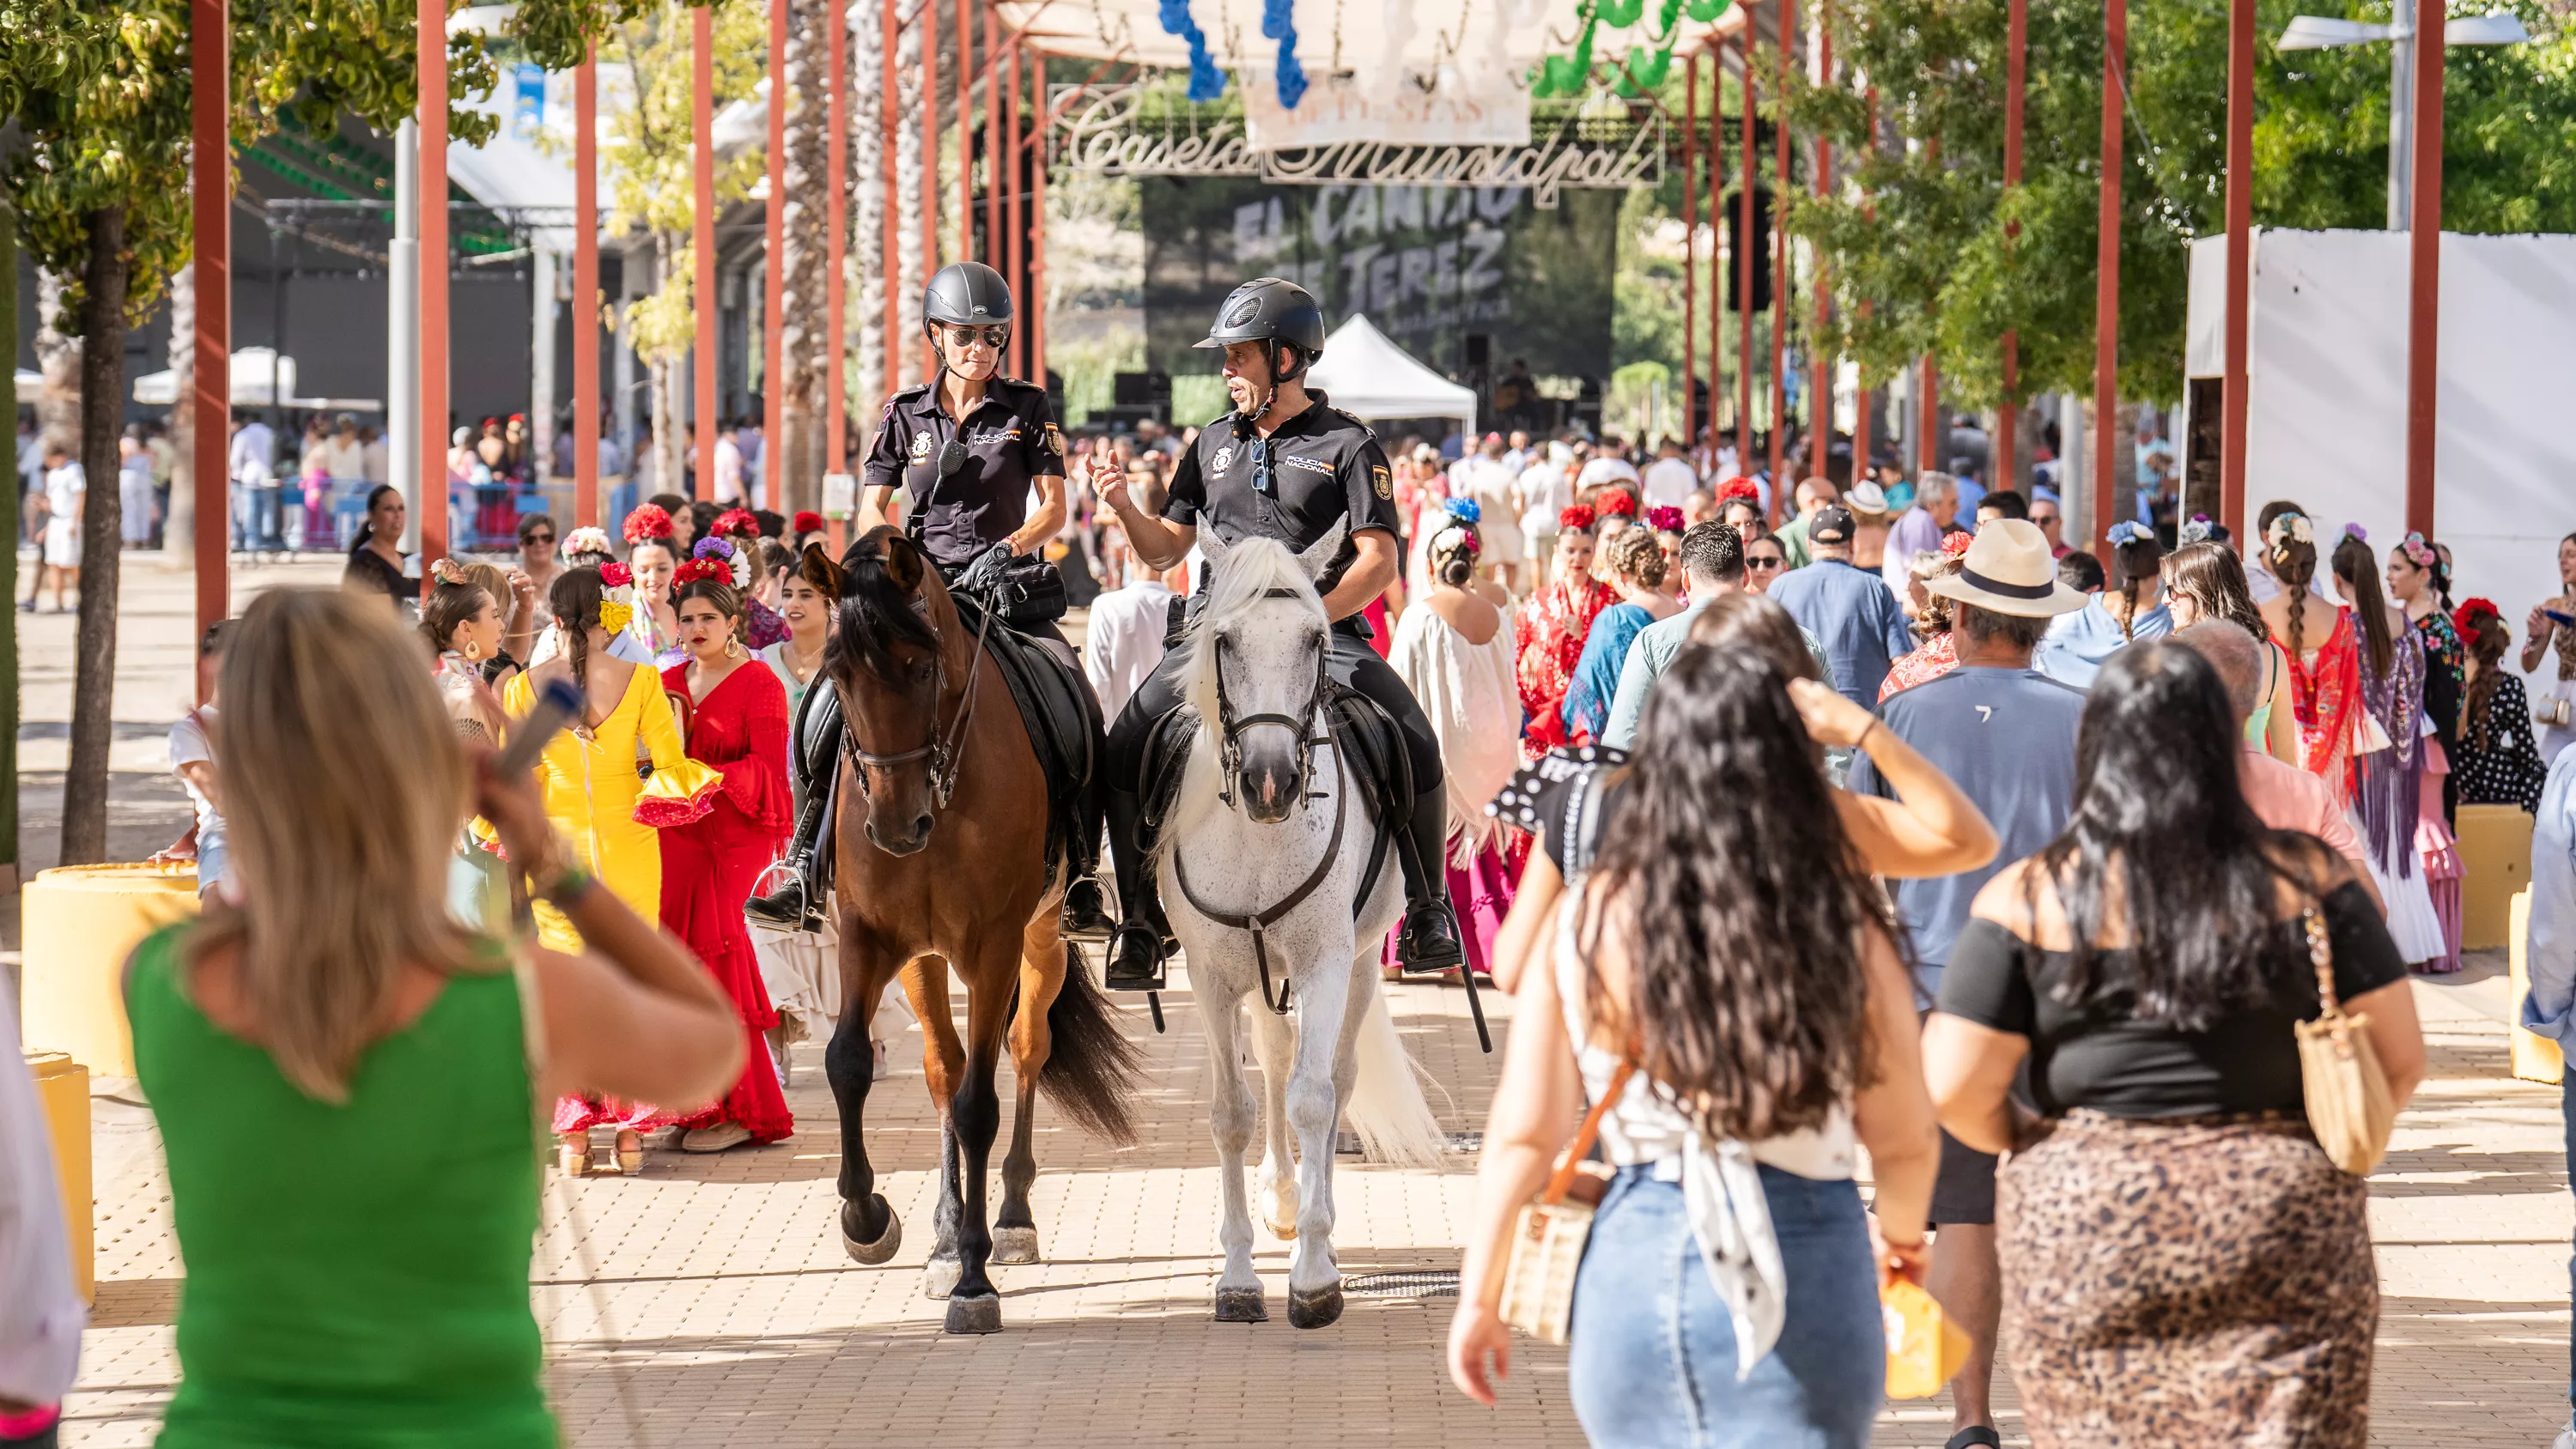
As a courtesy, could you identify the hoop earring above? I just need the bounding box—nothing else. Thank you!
[727,635,744,660]
[462,636,483,661]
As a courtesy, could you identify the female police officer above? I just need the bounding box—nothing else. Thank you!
[1089,276,1465,990]
[748,261,1114,936]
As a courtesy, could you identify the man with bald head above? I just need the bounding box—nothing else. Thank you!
[2173,621,2381,911]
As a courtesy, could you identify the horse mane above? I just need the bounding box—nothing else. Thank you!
[1158,536,1327,856]
[828,525,940,682]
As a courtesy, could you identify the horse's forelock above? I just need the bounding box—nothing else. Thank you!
[1176,536,1321,717]
[827,529,939,683]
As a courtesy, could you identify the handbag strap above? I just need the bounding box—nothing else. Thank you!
[2300,907,2342,1019]
[1539,1059,1636,1209]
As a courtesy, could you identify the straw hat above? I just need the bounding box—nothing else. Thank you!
[1924,519,2089,617]
[1844,480,1891,518]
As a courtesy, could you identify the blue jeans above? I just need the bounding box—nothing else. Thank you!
[2564,1070,2575,1415]
[1569,1164,1883,1449]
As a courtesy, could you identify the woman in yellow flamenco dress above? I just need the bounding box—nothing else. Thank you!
[506,565,720,1175]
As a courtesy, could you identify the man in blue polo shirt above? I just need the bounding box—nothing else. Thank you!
[1848,517,2089,1449]
[1767,503,1915,707]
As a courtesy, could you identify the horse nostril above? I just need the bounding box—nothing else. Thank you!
[911,813,933,842]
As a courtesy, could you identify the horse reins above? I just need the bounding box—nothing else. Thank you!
[841,590,996,810]
[1172,737,1349,1016]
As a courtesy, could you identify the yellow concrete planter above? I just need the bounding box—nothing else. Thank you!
[20,863,202,1079]
[2509,887,2565,1086]
[2458,803,2536,952]
[24,1050,93,1301]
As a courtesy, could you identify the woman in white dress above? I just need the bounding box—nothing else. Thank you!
[1384,503,1523,978]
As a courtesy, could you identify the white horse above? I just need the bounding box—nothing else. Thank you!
[1155,521,1446,1329]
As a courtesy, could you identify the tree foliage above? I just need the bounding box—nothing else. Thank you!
[603,0,765,367]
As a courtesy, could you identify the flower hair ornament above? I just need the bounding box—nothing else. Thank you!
[562,525,615,561]
[595,564,640,635]
[623,504,676,545]
[2400,530,2437,567]
[1443,497,1483,525]
[672,557,733,587]
[1939,530,1976,559]
[2264,512,2314,549]
[1647,506,1686,534]
[428,556,472,587]
[2106,519,2154,548]
[598,561,633,588]
[2342,522,2368,542]
[793,510,825,535]
[1597,489,1637,518]
[713,506,761,539]
[1558,504,1599,534]
[1429,514,1483,561]
[2453,597,2501,638]
[2178,514,2216,546]
[1716,476,1762,507]
[690,535,753,589]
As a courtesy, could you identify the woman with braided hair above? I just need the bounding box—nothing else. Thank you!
[2261,511,2358,787]
[2033,521,2172,688]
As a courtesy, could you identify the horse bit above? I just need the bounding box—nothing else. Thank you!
[840,593,996,809]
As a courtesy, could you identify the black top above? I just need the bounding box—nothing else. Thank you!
[1935,880,2407,1119]
[863,376,1064,567]
[343,547,414,613]
[1488,746,1629,878]
[1161,394,1400,597]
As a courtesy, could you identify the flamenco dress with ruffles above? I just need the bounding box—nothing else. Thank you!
[659,659,797,1143]
[2292,609,2450,969]
[504,663,723,1136]
[1514,575,1611,755]
[2409,609,2466,970]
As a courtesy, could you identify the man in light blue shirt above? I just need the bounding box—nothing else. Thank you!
[1767,504,1916,708]
[2516,747,2576,1449]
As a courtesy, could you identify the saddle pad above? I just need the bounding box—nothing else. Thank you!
[953,593,1100,874]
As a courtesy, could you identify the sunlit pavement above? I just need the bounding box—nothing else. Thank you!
[25,555,2576,1446]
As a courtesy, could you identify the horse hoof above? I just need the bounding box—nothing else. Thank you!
[923,1255,963,1300]
[991,1226,1041,1264]
[943,1292,1003,1335]
[840,1196,901,1265]
[1286,1283,1345,1330]
[1214,1287,1269,1324]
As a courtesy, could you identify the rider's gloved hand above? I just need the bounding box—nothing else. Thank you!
[956,542,1017,597]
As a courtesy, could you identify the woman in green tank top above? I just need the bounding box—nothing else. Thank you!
[129,587,743,1449]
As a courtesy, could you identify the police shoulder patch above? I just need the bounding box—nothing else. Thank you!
[1371,464,1392,500]
[1042,423,1063,455]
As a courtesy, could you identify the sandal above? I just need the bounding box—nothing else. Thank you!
[557,1133,590,1178]
[614,1130,643,1175]
[1943,1429,2003,1449]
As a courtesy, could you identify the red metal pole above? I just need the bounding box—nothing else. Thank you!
[1852,88,1874,487]
[882,0,901,401]
[1999,0,2024,495]
[764,0,786,512]
[828,0,848,556]
[1007,39,1025,379]
[575,52,601,530]
[2220,0,2252,534]
[1736,34,1754,472]
[694,4,717,503]
[191,0,229,658]
[956,0,971,264]
[1682,55,1697,451]
[2094,0,2125,565]
[922,0,940,379]
[2403,7,2443,537]
[1917,355,1938,474]
[982,7,999,267]
[1810,0,1832,482]
[1708,44,1722,449]
[1770,0,1790,518]
[418,0,449,585]
[1031,76,1048,387]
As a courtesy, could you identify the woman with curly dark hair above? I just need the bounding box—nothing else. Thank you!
[1450,646,1938,1444]
[1924,640,2423,1447]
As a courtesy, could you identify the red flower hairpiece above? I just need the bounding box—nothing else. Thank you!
[1597,489,1637,518]
[2453,597,2501,638]
[1717,476,1762,506]
[714,507,761,539]
[793,511,824,534]
[1558,504,1598,533]
[671,558,732,586]
[598,561,633,588]
[622,504,675,543]
[1940,530,1976,558]
[1647,506,1686,533]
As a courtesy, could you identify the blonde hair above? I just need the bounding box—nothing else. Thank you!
[1603,525,1668,590]
[187,588,485,1102]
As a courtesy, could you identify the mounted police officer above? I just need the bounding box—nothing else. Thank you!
[1090,276,1466,991]
[748,261,1116,937]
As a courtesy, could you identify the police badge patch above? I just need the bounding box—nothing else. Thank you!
[1211,445,1236,476]
[909,432,933,463]
[1371,464,1392,500]
[1042,423,1063,456]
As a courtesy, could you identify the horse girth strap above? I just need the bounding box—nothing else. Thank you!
[1171,743,1350,1016]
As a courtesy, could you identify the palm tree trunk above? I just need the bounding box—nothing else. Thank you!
[165,259,196,562]
[777,0,827,515]
[61,204,131,866]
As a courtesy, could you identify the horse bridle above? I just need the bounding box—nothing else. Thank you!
[839,593,995,810]
[1209,587,1333,810]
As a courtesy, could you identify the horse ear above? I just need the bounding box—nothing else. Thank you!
[1294,517,1348,585]
[799,542,846,602]
[1195,524,1232,579]
[860,524,926,595]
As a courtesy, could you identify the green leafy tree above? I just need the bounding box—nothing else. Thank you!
[0,0,495,863]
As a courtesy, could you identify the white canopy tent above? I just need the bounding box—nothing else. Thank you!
[1303,315,1477,437]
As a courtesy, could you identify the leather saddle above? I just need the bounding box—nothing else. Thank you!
[950,590,1103,879]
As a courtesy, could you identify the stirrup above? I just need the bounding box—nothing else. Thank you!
[1060,876,1117,941]
[1394,899,1466,977]
[744,875,822,933]
[1102,924,1168,991]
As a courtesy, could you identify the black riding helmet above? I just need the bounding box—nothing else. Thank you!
[1195,277,1327,417]
[923,261,1014,332]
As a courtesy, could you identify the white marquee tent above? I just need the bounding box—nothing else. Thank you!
[1303,315,1477,438]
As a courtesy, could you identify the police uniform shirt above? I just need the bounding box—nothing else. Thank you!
[1161,394,1400,597]
[864,377,1065,567]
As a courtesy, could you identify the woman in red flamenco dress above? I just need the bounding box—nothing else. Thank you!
[1514,504,1610,755]
[658,565,797,1151]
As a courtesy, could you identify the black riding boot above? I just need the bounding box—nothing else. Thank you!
[1059,778,1117,940]
[745,791,829,932]
[1392,785,1466,977]
[1101,784,1169,991]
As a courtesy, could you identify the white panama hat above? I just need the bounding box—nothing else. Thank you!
[1923,519,2090,617]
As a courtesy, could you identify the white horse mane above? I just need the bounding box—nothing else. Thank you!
[1159,531,1332,854]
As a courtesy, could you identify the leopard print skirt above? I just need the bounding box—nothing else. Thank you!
[1996,1109,2376,1448]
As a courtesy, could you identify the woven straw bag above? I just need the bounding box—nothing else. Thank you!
[2295,909,2397,1175]
[1499,1061,1633,1345]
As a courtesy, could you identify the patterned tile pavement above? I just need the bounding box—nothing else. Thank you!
[52,955,2576,1447]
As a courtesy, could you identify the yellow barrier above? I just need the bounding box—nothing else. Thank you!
[2509,888,2564,1085]
[20,864,202,1078]
[2458,803,2536,951]
[25,1051,93,1301]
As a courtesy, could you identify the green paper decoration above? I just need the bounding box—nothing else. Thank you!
[1531,0,1730,100]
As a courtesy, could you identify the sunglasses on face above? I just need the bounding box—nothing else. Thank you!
[945,325,1010,349]
[1747,555,1786,570]
[2030,512,2060,527]
[526,532,556,546]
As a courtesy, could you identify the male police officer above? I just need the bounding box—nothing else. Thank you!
[1090,277,1465,990]
[748,262,1115,936]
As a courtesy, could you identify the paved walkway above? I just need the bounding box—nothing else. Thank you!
[20,554,2576,1446]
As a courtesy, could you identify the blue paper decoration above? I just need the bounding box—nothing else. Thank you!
[1264,0,1307,109]
[1159,0,1228,101]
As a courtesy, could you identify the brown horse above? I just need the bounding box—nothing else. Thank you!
[816,526,1139,1335]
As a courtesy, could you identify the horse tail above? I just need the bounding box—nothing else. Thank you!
[1344,976,1447,1168]
[1032,945,1143,1146]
